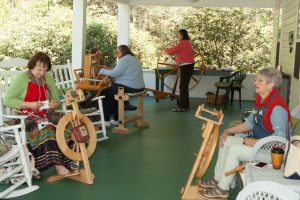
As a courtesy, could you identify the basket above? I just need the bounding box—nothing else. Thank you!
[206,94,225,105]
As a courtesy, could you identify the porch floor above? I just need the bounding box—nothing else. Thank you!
[14,97,254,200]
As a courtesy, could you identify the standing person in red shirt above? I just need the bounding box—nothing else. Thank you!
[164,29,195,112]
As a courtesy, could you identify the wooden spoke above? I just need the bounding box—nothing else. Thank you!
[191,76,199,83]
[195,125,219,178]
[160,68,178,80]
[56,113,97,161]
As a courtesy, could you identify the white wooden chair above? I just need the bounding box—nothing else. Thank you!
[0,58,26,95]
[237,181,300,200]
[0,58,27,141]
[0,95,39,198]
[0,58,28,68]
[51,61,108,141]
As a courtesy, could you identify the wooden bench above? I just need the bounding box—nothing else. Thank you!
[112,87,149,134]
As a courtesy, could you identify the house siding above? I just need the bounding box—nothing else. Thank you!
[272,0,300,108]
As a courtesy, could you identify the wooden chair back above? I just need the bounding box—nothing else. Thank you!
[51,62,76,91]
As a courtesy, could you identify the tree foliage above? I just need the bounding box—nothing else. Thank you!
[0,1,273,72]
[181,8,273,72]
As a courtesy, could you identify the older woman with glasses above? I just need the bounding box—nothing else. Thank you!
[199,67,291,199]
[98,45,145,126]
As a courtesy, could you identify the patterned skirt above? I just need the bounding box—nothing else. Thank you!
[26,121,72,172]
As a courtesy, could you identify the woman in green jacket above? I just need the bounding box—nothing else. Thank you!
[4,52,71,177]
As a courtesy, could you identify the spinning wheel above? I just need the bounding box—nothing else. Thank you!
[56,113,96,161]
[181,105,224,200]
[74,54,111,96]
[154,48,206,100]
[48,89,96,184]
[194,106,221,179]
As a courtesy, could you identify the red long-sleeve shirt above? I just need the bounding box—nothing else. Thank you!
[164,40,195,65]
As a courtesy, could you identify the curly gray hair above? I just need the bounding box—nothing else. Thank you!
[257,67,282,88]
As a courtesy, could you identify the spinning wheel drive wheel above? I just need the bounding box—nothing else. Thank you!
[156,49,205,93]
[56,113,97,161]
[195,125,219,178]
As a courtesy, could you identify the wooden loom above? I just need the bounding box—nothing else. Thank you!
[112,87,149,134]
[181,105,225,200]
[74,54,111,96]
[47,89,97,184]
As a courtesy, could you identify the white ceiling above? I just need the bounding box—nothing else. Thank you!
[112,0,276,8]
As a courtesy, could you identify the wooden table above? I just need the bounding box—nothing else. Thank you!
[245,163,300,194]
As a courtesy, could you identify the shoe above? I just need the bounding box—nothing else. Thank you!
[125,103,137,111]
[172,108,187,112]
[104,121,111,127]
[200,186,229,198]
[198,179,218,188]
[110,119,119,126]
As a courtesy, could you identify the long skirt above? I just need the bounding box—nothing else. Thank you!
[25,122,72,172]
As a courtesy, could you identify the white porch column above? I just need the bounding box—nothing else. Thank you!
[117,3,130,46]
[71,0,87,69]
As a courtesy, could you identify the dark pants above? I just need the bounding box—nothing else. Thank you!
[101,83,144,121]
[178,64,194,109]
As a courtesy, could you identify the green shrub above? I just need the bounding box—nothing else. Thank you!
[86,23,117,67]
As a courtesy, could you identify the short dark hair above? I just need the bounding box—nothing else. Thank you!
[89,47,99,54]
[27,52,52,71]
[179,29,190,40]
[117,45,134,58]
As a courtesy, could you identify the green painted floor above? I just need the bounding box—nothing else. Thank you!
[12,97,254,200]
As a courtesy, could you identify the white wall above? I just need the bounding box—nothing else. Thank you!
[143,70,257,100]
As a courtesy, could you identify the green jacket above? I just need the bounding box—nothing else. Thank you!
[3,72,60,109]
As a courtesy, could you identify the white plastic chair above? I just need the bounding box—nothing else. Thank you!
[0,96,39,198]
[237,181,300,200]
[51,61,108,141]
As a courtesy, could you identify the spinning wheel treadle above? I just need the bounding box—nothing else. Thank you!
[181,105,224,200]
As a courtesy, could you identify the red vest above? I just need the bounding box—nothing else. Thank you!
[254,88,291,132]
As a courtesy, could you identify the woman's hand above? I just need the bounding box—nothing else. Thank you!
[243,137,258,147]
[49,100,59,110]
[31,102,43,110]
[219,129,230,147]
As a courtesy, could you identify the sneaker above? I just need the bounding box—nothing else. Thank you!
[110,119,119,126]
[104,121,111,127]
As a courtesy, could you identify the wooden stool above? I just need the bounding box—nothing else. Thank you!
[112,87,149,134]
